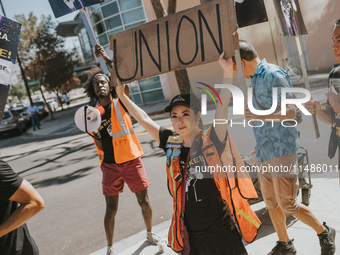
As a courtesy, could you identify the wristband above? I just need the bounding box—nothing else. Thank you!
[106,59,112,66]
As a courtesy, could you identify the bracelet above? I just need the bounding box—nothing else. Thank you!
[106,59,112,66]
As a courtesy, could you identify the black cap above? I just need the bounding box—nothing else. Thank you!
[164,94,201,113]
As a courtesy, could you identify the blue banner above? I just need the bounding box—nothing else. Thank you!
[49,0,104,18]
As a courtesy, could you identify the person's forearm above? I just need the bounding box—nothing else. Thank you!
[94,137,103,150]
[330,101,340,116]
[119,94,150,123]
[118,93,160,143]
[316,108,332,125]
[252,106,296,122]
[0,200,44,237]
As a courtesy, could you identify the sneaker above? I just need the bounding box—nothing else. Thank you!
[318,222,336,255]
[267,239,297,255]
[106,246,115,255]
[147,231,160,245]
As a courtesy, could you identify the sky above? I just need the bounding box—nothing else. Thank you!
[0,0,80,50]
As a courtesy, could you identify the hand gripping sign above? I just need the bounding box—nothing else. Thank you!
[48,0,109,74]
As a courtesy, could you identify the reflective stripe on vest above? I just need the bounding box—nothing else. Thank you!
[168,152,177,249]
[111,99,135,139]
[92,99,143,164]
[165,128,261,250]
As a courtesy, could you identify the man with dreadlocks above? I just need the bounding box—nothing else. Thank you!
[84,52,159,255]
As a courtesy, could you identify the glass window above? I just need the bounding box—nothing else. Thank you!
[2,111,10,120]
[91,9,102,24]
[130,81,140,93]
[132,93,142,105]
[108,27,124,35]
[118,0,142,12]
[139,77,162,92]
[98,34,109,45]
[105,15,122,30]
[141,90,165,104]
[94,22,106,36]
[124,20,145,30]
[102,2,119,18]
[122,8,145,24]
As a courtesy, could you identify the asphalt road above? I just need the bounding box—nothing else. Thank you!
[0,131,173,255]
[0,83,338,254]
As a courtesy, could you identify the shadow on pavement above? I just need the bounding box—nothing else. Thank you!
[31,166,93,188]
[130,241,162,255]
[244,207,299,246]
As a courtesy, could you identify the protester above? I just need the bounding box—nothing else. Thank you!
[0,159,45,255]
[27,102,40,131]
[236,40,335,255]
[83,66,159,255]
[305,19,340,169]
[114,52,261,255]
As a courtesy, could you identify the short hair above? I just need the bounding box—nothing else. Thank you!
[238,39,258,61]
[84,66,117,102]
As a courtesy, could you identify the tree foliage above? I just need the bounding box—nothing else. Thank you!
[14,12,44,62]
[8,83,26,101]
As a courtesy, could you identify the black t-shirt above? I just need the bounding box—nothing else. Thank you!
[99,100,128,164]
[159,127,231,233]
[0,159,39,255]
[328,66,340,166]
[328,66,340,128]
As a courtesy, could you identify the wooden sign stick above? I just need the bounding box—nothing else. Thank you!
[294,35,320,138]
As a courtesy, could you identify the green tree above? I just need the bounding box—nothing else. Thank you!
[8,83,26,101]
[15,12,44,62]
[23,15,81,116]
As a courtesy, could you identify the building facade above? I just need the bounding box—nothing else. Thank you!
[60,0,340,103]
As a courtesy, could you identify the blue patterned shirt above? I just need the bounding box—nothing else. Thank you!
[251,59,299,162]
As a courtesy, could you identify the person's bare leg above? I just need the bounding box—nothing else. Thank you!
[293,204,325,234]
[104,195,119,246]
[135,188,152,231]
[268,206,290,242]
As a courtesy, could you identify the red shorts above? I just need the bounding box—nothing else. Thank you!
[100,157,150,196]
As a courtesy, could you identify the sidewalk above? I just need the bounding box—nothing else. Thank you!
[88,178,340,255]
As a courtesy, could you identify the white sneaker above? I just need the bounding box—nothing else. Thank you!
[106,246,115,255]
[146,231,160,244]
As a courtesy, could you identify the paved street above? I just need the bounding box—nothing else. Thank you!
[1,75,340,254]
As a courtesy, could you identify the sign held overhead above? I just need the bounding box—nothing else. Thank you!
[110,0,238,84]
[48,0,104,18]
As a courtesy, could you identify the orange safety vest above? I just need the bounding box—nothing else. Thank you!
[92,99,144,164]
[166,127,261,252]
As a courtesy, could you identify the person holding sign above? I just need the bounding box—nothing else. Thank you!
[83,68,159,255]
[305,20,340,171]
[236,40,335,255]
[0,159,44,255]
[114,53,261,255]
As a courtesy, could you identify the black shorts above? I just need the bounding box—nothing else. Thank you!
[188,216,248,255]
